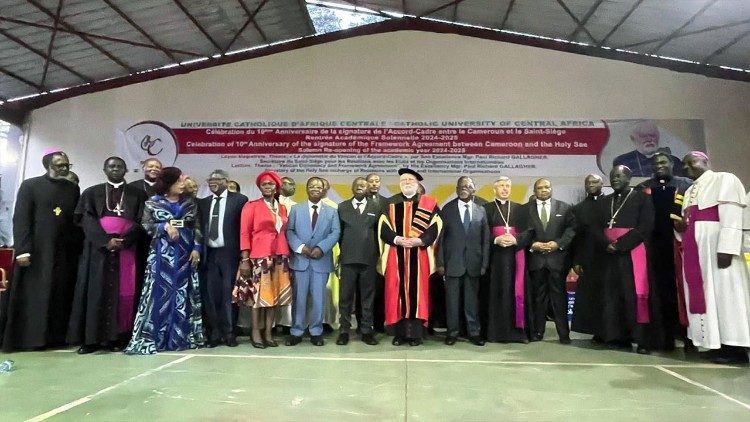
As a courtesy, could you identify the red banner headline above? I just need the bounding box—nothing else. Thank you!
[174,126,610,155]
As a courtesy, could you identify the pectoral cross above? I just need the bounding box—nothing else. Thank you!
[113,203,124,216]
[53,207,62,216]
[504,226,510,234]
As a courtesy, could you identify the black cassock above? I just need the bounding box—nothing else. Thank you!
[596,189,664,348]
[1,175,80,351]
[570,195,606,335]
[484,200,531,343]
[636,176,692,347]
[67,183,147,346]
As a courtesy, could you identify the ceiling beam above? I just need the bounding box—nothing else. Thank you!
[702,27,750,63]
[223,0,269,53]
[0,64,45,91]
[649,0,718,54]
[0,26,93,83]
[40,0,65,89]
[101,0,177,62]
[0,16,203,57]
[569,0,604,40]
[556,0,599,44]
[618,17,750,50]
[418,0,466,18]
[7,17,748,117]
[499,0,515,30]
[27,0,136,74]
[597,0,644,47]
[172,0,224,53]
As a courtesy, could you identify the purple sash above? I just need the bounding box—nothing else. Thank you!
[492,226,526,328]
[681,205,719,314]
[605,228,650,323]
[100,216,136,333]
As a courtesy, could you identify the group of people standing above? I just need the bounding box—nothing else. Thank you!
[1,149,749,365]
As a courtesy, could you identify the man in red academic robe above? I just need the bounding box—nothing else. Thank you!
[378,168,442,346]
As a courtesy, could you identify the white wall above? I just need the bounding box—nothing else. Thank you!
[24,30,750,190]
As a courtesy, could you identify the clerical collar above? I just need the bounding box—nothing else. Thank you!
[589,194,600,200]
[495,199,508,204]
[144,179,156,186]
[108,181,124,188]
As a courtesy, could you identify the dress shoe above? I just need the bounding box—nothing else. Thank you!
[336,333,350,346]
[392,336,406,346]
[205,340,219,348]
[711,355,749,365]
[444,336,457,346]
[225,336,239,347]
[264,339,279,348]
[251,339,267,349]
[361,333,378,345]
[408,338,422,346]
[469,336,486,346]
[530,333,543,342]
[636,345,651,355]
[106,343,123,353]
[559,336,572,345]
[77,345,98,354]
[311,335,325,346]
[285,335,302,346]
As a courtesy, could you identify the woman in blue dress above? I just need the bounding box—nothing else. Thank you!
[125,167,205,354]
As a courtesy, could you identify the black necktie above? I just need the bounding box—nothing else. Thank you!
[462,203,471,231]
[311,204,318,230]
[355,202,363,214]
[209,196,221,241]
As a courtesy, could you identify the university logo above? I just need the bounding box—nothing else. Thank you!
[118,121,178,172]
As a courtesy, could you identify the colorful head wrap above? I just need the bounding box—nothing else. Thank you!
[256,170,283,198]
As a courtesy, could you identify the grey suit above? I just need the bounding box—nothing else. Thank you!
[437,198,491,338]
[338,198,380,334]
[525,198,575,340]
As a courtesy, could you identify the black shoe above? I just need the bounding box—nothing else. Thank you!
[311,335,325,346]
[77,345,98,354]
[336,333,350,345]
[469,336,486,346]
[711,355,749,365]
[445,336,457,346]
[636,345,650,355]
[392,336,406,346]
[226,336,239,347]
[362,333,378,345]
[285,336,302,346]
[251,338,266,349]
[530,334,543,342]
[264,339,278,348]
[408,338,422,346]
[205,340,219,349]
[106,343,123,352]
[559,336,572,345]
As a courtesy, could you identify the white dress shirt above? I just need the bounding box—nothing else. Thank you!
[206,189,228,248]
[458,199,473,221]
[352,198,367,213]
[536,198,550,221]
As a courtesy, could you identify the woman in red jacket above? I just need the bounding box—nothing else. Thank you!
[235,171,292,348]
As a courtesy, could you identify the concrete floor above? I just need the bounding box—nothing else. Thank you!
[2,326,749,421]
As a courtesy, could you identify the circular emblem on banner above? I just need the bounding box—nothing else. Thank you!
[121,121,178,169]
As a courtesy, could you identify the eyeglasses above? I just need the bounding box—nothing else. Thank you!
[52,163,73,169]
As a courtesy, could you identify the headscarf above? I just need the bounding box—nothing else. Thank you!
[256,170,283,199]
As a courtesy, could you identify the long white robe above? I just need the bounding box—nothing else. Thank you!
[682,170,750,349]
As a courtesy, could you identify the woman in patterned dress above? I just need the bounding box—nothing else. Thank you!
[125,167,205,354]
[235,171,292,349]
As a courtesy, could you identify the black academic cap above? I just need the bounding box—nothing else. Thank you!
[398,167,423,181]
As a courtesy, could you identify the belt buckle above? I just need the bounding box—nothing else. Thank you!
[170,219,184,228]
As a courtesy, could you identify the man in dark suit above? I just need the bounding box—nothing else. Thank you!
[437,176,490,346]
[286,177,341,346]
[336,177,380,346]
[198,169,248,347]
[128,158,162,197]
[525,178,576,344]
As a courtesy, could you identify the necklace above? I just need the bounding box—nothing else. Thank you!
[494,199,511,232]
[609,188,633,228]
[105,184,125,216]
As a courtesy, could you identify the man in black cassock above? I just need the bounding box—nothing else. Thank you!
[635,152,693,351]
[597,165,663,354]
[68,157,147,354]
[484,177,531,343]
[570,174,606,341]
[1,151,80,352]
